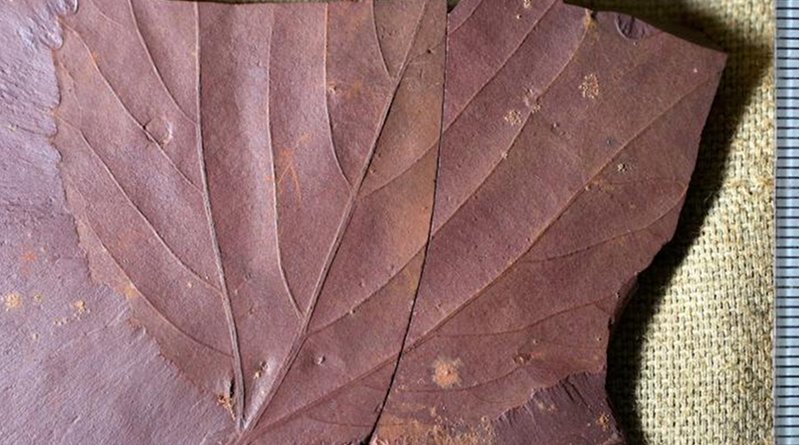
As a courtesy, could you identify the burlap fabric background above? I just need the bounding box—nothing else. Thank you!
[568,1,774,443]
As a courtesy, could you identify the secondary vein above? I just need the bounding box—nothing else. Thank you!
[238,3,430,439]
[194,4,245,428]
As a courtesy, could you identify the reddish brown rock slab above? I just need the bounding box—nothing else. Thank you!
[0,0,724,444]
[372,0,724,443]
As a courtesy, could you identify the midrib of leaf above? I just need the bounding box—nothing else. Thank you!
[193,3,246,428]
[236,3,430,439]
[248,72,716,441]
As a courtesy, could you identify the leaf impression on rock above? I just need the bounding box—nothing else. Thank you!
[0,0,724,444]
[51,0,445,443]
[372,1,725,443]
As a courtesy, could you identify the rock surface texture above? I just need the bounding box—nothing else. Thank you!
[0,0,724,444]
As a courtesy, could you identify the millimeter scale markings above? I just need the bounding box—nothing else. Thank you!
[776,1,799,444]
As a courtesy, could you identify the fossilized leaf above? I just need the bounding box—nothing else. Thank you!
[50,0,444,443]
[0,0,724,444]
[372,1,725,443]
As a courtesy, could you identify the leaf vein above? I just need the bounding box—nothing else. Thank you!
[127,0,197,125]
[194,4,246,426]
[266,19,303,320]
[448,0,486,34]
[444,0,559,127]
[371,0,392,78]
[323,5,351,189]
[61,23,200,192]
[61,118,219,291]
[410,74,718,346]
[70,184,231,358]
[362,0,561,200]
[241,4,431,436]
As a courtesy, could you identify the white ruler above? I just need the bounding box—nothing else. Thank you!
[776,1,799,444]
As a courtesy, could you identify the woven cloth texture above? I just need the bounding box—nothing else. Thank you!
[569,1,775,444]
